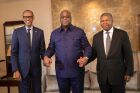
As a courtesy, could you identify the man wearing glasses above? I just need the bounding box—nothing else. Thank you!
[11,10,45,93]
[44,10,92,93]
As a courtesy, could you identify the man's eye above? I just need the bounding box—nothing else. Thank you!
[61,16,70,19]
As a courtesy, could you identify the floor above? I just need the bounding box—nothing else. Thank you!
[45,90,140,93]
[0,87,139,93]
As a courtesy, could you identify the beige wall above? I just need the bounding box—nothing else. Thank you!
[0,0,52,76]
[0,0,140,92]
[52,0,140,51]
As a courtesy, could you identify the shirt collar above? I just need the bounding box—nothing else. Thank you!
[25,26,33,32]
[103,27,114,34]
[59,24,73,32]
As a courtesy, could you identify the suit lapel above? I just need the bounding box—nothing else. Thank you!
[99,31,106,58]
[107,28,118,57]
[32,27,37,49]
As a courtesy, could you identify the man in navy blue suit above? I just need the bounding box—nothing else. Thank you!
[44,10,92,93]
[11,10,45,93]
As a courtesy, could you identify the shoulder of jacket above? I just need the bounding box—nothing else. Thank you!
[94,30,103,37]
[114,27,127,33]
[14,26,25,33]
[33,26,43,32]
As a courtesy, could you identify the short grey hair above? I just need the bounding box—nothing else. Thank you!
[23,10,34,17]
[100,13,113,21]
[60,9,72,18]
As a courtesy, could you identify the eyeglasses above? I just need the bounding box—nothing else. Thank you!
[60,16,71,19]
[23,16,33,19]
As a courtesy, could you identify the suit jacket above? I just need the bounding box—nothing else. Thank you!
[11,26,45,78]
[90,27,134,85]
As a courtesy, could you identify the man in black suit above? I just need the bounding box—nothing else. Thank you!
[78,13,134,93]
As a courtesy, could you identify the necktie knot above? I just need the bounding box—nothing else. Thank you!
[106,31,109,35]
[27,29,31,33]
[106,31,110,38]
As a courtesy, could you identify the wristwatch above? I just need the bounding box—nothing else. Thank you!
[84,56,89,60]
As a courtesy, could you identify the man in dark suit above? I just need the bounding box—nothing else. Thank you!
[78,13,134,93]
[11,10,45,93]
[43,10,92,93]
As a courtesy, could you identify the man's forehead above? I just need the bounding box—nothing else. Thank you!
[23,11,33,15]
[60,10,71,15]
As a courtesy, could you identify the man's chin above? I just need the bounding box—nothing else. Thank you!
[62,24,69,27]
[103,27,111,31]
[25,24,32,27]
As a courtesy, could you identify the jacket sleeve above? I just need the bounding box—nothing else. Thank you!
[40,30,46,59]
[80,30,92,59]
[122,31,134,76]
[45,32,55,58]
[10,30,19,72]
[88,35,97,63]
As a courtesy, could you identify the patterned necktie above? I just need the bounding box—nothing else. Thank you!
[27,29,31,47]
[106,31,111,55]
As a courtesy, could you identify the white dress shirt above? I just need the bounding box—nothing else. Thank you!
[26,26,33,46]
[103,27,114,54]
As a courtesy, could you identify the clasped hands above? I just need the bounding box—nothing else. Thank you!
[43,56,88,67]
[43,56,52,67]
[77,56,89,67]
